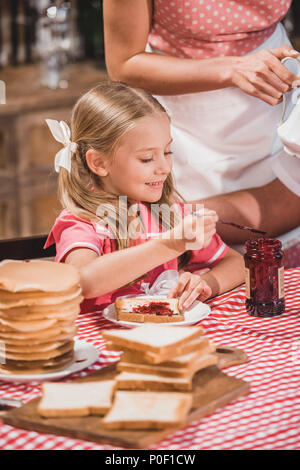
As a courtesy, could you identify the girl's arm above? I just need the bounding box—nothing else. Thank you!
[65,210,217,299]
[103,0,297,105]
[65,237,185,299]
[200,248,245,298]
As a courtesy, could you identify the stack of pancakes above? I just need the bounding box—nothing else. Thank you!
[0,260,82,375]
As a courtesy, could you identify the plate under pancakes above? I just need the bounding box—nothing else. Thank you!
[0,260,82,375]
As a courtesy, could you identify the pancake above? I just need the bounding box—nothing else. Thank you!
[3,349,74,369]
[0,309,80,322]
[0,260,80,293]
[0,317,57,332]
[0,324,77,340]
[0,330,76,346]
[0,350,75,374]
[0,341,74,361]
[4,340,71,353]
[0,316,77,333]
[0,286,82,308]
[0,315,77,335]
[0,297,82,319]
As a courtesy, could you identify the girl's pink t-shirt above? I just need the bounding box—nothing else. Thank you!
[44,201,229,313]
[148,0,291,58]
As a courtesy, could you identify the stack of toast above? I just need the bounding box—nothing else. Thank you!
[102,324,217,429]
[0,260,82,375]
[104,324,217,392]
[37,324,218,430]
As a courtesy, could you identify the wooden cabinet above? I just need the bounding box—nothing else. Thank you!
[0,61,107,239]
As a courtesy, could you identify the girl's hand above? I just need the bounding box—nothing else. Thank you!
[163,209,218,252]
[167,272,212,310]
[230,45,299,106]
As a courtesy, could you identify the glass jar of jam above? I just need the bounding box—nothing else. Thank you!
[244,238,285,317]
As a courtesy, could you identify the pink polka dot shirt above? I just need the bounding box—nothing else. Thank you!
[148,0,292,58]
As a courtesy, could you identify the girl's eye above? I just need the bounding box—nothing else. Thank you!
[140,151,172,163]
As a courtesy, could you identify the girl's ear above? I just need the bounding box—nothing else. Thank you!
[85,149,109,177]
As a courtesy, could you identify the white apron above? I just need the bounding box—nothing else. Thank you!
[148,23,300,266]
[150,23,290,200]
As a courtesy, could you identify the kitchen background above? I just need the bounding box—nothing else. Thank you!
[0,0,299,241]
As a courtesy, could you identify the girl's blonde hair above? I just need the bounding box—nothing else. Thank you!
[58,81,190,283]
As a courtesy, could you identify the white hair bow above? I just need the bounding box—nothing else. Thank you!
[45,119,77,173]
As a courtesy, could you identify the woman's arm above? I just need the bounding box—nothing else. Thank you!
[200,248,245,298]
[190,178,300,244]
[103,0,298,105]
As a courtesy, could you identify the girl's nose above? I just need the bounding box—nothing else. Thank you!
[155,154,171,174]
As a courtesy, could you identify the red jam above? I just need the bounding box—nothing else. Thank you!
[244,238,285,317]
[132,302,174,316]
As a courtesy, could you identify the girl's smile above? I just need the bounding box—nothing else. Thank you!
[145,180,165,189]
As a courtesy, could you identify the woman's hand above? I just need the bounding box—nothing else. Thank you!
[230,45,299,106]
[167,272,212,310]
[162,209,218,252]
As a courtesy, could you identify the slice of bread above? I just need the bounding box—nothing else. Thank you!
[120,339,214,368]
[102,390,192,429]
[117,312,184,323]
[115,371,193,391]
[106,335,207,364]
[117,353,217,378]
[102,324,204,355]
[115,297,184,323]
[37,381,116,417]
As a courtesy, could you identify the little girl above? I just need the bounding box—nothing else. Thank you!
[44,81,244,314]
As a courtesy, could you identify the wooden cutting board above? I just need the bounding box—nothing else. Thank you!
[2,347,250,449]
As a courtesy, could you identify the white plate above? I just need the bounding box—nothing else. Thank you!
[103,297,211,328]
[0,339,99,383]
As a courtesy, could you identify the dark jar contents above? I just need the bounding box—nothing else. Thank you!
[244,238,285,317]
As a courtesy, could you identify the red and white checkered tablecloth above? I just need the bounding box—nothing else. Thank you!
[0,268,299,450]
